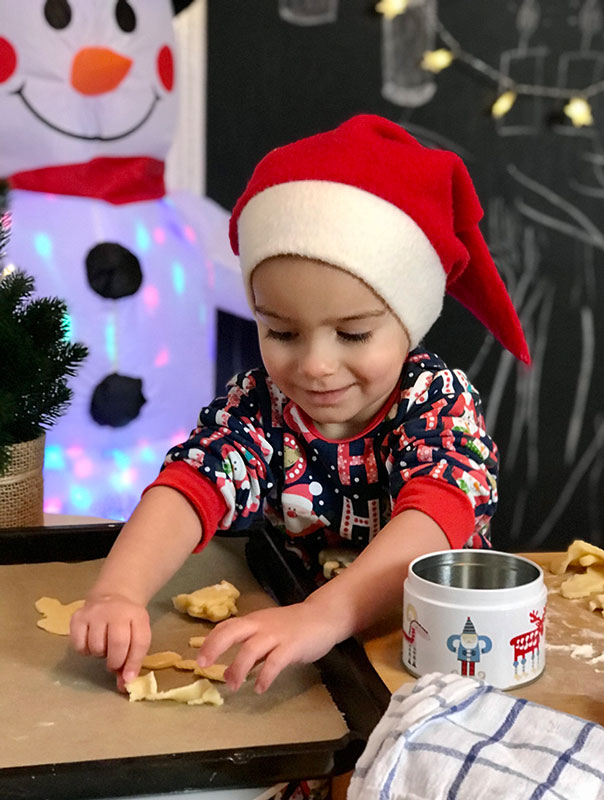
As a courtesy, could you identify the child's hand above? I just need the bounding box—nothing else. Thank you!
[196,601,343,693]
[69,594,151,691]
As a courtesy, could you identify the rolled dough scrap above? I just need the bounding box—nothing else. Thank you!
[550,540,604,575]
[189,635,206,647]
[561,566,604,599]
[172,580,239,621]
[141,651,182,669]
[35,596,85,635]
[125,671,223,705]
[174,659,228,682]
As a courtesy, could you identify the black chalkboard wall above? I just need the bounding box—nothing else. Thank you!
[206,0,604,553]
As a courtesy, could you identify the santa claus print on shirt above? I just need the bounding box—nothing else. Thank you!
[281,481,330,537]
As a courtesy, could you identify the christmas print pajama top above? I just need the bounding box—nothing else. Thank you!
[147,348,497,579]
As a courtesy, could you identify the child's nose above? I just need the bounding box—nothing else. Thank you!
[298,340,337,378]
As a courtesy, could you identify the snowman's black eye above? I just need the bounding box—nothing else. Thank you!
[116,0,136,33]
[44,0,71,29]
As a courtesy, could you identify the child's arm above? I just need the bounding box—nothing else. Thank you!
[69,486,202,689]
[197,508,448,693]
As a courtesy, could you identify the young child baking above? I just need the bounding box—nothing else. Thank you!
[70,114,530,695]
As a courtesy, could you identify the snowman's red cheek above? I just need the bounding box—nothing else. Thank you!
[0,37,17,83]
[157,45,174,91]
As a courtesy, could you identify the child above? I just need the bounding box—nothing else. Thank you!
[70,114,530,697]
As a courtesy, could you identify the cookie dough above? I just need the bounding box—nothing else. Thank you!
[550,540,604,611]
[550,540,604,575]
[141,651,182,670]
[189,635,206,648]
[35,597,85,635]
[125,671,223,705]
[174,659,228,682]
[172,580,240,622]
[561,566,604,599]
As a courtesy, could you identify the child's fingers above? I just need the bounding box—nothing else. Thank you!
[87,622,109,658]
[254,646,291,694]
[69,615,90,655]
[224,637,273,690]
[105,621,134,672]
[121,619,152,684]
[197,618,254,667]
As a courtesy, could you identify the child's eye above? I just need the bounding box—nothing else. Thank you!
[338,331,373,343]
[266,329,295,341]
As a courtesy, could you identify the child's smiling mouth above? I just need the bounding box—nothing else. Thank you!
[304,385,353,404]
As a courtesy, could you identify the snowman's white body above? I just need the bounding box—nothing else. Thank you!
[1,0,250,518]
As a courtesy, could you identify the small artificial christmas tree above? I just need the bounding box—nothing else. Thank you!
[0,181,88,476]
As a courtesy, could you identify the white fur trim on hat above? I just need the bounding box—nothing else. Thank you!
[237,180,446,348]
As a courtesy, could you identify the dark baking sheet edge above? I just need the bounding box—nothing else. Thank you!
[0,523,391,799]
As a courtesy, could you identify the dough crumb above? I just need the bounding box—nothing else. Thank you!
[35,597,85,635]
[172,581,239,621]
[189,635,206,648]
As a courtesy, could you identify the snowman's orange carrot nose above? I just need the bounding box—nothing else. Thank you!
[71,47,132,95]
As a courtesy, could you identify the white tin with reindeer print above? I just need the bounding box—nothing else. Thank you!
[402,549,547,689]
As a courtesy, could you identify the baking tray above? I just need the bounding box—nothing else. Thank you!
[0,523,390,800]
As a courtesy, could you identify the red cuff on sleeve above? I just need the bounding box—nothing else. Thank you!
[143,462,228,552]
[392,477,475,549]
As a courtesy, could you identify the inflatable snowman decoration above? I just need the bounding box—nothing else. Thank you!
[0,0,250,518]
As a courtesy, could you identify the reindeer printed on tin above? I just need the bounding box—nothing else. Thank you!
[510,608,546,679]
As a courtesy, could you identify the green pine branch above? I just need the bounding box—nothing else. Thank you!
[0,269,88,474]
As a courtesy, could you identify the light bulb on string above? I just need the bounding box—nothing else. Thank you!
[421,48,454,73]
[563,96,594,127]
[491,90,517,119]
[375,0,409,21]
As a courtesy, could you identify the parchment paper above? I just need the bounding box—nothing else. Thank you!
[1,537,348,769]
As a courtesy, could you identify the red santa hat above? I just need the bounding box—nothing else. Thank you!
[229,114,530,364]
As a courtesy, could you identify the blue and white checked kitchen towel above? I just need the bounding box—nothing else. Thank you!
[347,672,604,800]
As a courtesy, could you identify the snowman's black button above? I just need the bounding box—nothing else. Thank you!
[90,373,146,427]
[85,243,143,299]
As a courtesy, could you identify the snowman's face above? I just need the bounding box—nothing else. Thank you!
[0,0,179,174]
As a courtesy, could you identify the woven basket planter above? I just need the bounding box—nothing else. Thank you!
[0,434,45,528]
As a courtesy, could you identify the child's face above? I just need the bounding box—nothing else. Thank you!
[252,256,410,439]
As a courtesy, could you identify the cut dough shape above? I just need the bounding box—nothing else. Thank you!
[125,671,223,705]
[174,659,228,682]
[175,659,198,671]
[189,635,206,648]
[195,664,228,682]
[318,548,357,580]
[141,651,182,670]
[550,540,604,575]
[172,580,240,621]
[35,597,85,635]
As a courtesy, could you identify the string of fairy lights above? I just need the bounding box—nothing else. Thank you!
[375,0,600,127]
